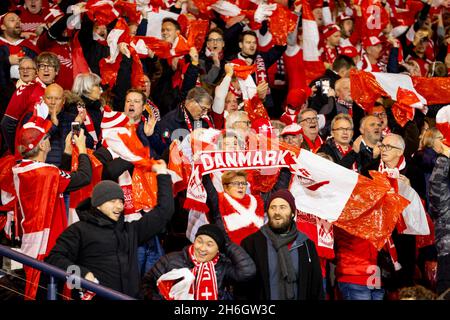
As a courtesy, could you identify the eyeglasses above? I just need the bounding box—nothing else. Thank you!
[300,116,319,124]
[38,64,55,70]
[372,112,387,118]
[19,67,36,72]
[207,38,223,43]
[196,101,210,112]
[77,102,86,108]
[226,181,248,187]
[379,144,402,151]
[332,127,353,132]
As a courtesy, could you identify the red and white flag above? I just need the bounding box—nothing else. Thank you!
[436,105,450,146]
[13,161,70,299]
[351,70,450,122]
[301,0,326,84]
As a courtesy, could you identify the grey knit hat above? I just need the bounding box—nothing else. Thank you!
[91,180,124,207]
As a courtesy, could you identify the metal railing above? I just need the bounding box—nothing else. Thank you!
[0,244,135,300]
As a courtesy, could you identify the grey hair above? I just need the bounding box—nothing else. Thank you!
[186,87,213,105]
[225,111,248,129]
[72,73,101,97]
[331,113,353,130]
[19,56,36,68]
[384,133,405,151]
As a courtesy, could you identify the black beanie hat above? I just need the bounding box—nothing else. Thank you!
[91,180,125,207]
[268,189,296,214]
[195,224,226,251]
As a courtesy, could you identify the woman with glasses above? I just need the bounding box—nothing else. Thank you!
[198,28,226,86]
[71,73,104,149]
[204,170,265,246]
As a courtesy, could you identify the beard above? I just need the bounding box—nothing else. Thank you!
[269,218,294,234]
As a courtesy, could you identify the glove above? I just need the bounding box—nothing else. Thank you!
[254,3,277,23]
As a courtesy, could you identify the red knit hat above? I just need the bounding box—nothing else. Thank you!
[268,189,297,214]
[323,24,341,39]
[286,87,308,110]
[362,36,382,48]
[281,123,303,136]
[340,46,358,58]
[18,101,52,154]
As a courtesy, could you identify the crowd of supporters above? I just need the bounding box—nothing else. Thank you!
[0,0,449,301]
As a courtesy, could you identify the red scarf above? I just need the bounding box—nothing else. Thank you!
[218,192,265,245]
[255,54,270,95]
[378,155,406,180]
[381,126,391,138]
[188,244,219,300]
[321,44,338,65]
[182,106,214,132]
[303,135,323,153]
[83,112,99,146]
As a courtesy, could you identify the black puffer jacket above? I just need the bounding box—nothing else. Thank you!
[45,174,174,298]
[142,243,256,300]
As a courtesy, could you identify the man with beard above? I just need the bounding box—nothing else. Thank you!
[237,190,323,300]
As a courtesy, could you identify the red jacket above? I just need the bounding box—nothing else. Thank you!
[334,227,380,286]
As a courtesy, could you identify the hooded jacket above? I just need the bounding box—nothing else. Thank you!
[142,242,256,300]
[45,174,174,298]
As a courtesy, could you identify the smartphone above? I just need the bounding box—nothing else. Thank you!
[321,80,330,95]
[315,80,322,94]
[71,122,81,136]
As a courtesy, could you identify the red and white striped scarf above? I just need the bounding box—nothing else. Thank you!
[218,192,265,246]
[83,112,99,146]
[303,135,323,153]
[378,155,406,179]
[188,244,219,300]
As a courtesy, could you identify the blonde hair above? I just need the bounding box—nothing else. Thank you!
[221,170,247,186]
[421,127,444,149]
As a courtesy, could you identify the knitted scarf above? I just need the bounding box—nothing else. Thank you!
[261,224,298,300]
[303,135,323,153]
[218,192,265,245]
[378,155,406,179]
[188,244,219,300]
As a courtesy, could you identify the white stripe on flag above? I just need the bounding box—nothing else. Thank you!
[21,228,50,258]
[289,150,358,222]
[397,180,430,235]
[372,72,427,106]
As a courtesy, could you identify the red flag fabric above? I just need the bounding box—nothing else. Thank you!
[12,161,70,299]
[85,0,119,26]
[350,70,450,116]
[233,64,257,79]
[114,0,142,25]
[268,4,297,45]
[69,148,103,224]
[72,32,91,78]
[168,141,192,195]
[436,105,450,146]
[131,36,172,59]
[186,19,210,52]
